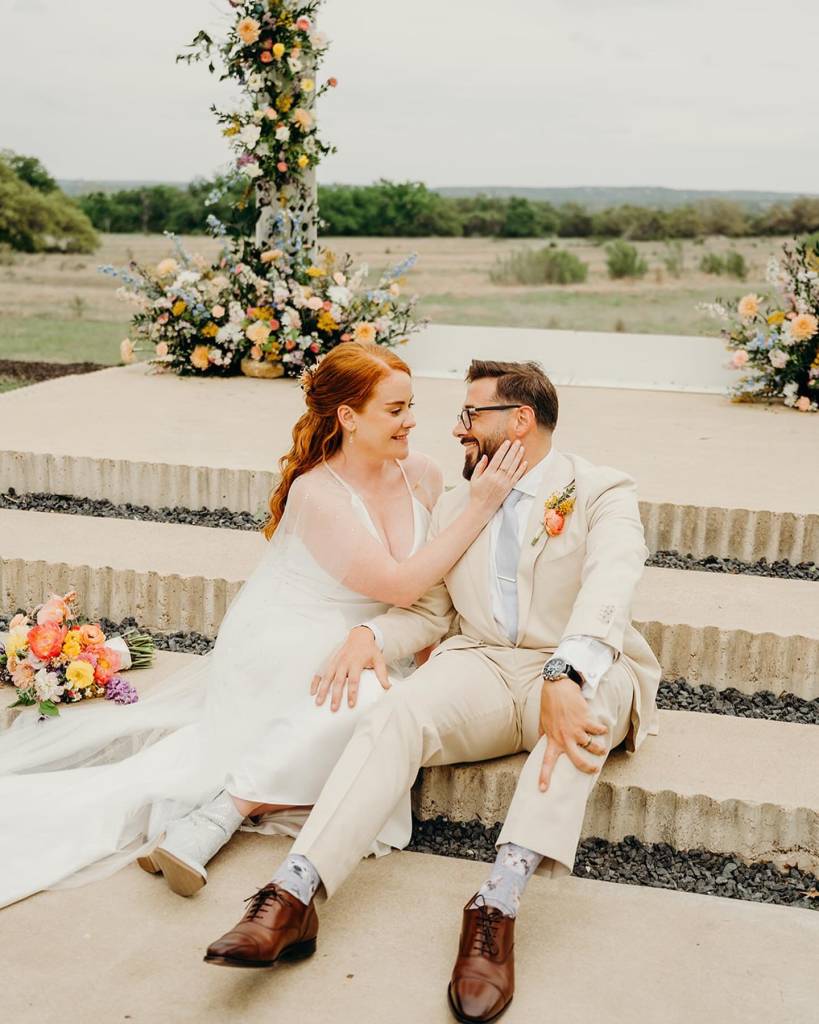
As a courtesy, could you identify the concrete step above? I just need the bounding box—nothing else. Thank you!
[415,709,819,873]
[3,644,816,872]
[1,367,817,561]
[2,508,818,696]
[2,833,817,1024]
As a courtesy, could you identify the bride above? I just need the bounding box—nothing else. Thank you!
[0,341,525,908]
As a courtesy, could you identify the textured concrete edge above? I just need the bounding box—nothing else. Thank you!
[2,450,817,562]
[2,560,816,698]
[412,758,819,874]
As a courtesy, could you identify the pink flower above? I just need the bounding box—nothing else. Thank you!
[155,342,169,358]
[28,623,67,661]
[796,396,811,412]
[36,596,69,625]
[277,161,288,172]
[544,509,565,537]
[157,312,170,325]
[9,613,29,630]
[328,77,338,87]
[296,16,311,30]
[731,349,749,368]
[93,646,121,684]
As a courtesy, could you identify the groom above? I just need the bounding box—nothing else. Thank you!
[205,360,661,1022]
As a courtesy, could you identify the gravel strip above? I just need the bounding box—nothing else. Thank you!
[0,490,261,532]
[648,549,819,582]
[2,489,817,585]
[408,819,819,911]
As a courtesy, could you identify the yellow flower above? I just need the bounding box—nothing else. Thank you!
[293,108,313,131]
[252,306,275,320]
[171,299,187,317]
[301,78,315,92]
[61,630,83,659]
[317,311,340,332]
[272,42,286,59]
[246,321,272,345]
[767,310,786,326]
[261,249,284,263]
[237,17,261,45]
[737,294,761,321]
[201,322,220,338]
[190,345,211,371]
[222,125,241,137]
[277,96,293,112]
[353,322,377,344]
[297,154,310,169]
[66,660,94,690]
[3,627,29,660]
[306,266,324,278]
[789,313,818,342]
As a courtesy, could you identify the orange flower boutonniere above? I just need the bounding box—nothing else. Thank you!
[531,481,576,546]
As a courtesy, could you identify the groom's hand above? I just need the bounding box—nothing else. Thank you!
[537,677,608,792]
[311,626,390,712]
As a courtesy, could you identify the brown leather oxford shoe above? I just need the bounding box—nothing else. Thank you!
[204,883,318,969]
[447,895,515,1023]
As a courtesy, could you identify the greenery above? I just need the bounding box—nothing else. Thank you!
[0,151,98,253]
[490,246,588,285]
[605,240,648,279]
[699,250,747,279]
[700,252,726,275]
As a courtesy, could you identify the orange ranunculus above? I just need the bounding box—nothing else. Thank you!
[544,509,565,537]
[36,595,69,625]
[28,622,68,661]
[79,623,105,647]
[93,646,121,684]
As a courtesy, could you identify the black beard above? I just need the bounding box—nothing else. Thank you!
[461,430,507,480]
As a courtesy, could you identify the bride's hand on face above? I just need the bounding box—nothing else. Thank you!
[468,440,527,517]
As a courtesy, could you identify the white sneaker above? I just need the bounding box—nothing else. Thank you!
[137,791,244,896]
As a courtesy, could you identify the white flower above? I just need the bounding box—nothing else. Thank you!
[273,286,290,304]
[239,161,262,179]
[256,142,270,156]
[174,270,201,288]
[783,381,799,407]
[228,301,245,322]
[240,123,262,149]
[332,272,346,286]
[309,31,329,49]
[275,125,291,143]
[251,109,265,124]
[34,669,64,703]
[282,308,302,330]
[769,348,789,369]
[287,56,303,73]
[306,295,324,310]
[247,73,265,92]
[328,285,352,308]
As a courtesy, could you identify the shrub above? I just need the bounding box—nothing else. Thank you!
[699,252,725,275]
[663,240,685,278]
[724,250,747,280]
[490,247,588,285]
[605,240,647,279]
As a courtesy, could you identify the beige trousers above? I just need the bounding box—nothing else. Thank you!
[291,643,634,898]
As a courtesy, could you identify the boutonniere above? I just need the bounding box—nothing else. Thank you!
[531,481,576,546]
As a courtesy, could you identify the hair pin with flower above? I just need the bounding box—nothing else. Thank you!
[531,481,576,546]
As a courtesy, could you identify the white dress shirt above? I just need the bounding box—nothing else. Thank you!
[365,449,615,700]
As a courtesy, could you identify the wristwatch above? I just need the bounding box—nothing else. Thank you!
[542,657,584,688]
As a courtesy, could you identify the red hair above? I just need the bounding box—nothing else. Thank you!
[262,342,411,538]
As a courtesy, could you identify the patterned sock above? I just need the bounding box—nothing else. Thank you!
[473,842,543,918]
[270,854,321,906]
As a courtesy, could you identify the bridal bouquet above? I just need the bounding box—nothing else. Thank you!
[706,236,819,411]
[0,592,156,717]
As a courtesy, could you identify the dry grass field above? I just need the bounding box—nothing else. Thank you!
[0,233,786,367]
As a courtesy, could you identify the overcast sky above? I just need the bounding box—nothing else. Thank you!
[1,0,817,191]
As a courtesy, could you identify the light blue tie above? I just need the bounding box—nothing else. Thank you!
[496,489,525,642]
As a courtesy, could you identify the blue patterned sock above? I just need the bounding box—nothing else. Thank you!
[271,854,321,906]
[473,842,543,918]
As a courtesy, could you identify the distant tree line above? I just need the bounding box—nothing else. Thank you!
[77,178,819,240]
[0,150,97,253]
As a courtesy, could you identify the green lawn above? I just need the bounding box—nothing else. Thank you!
[0,317,124,365]
[0,375,24,393]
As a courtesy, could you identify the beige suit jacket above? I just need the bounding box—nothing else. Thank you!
[373,449,661,752]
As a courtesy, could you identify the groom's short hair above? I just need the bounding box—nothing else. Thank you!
[466,360,558,432]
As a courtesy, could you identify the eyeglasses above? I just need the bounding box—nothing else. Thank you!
[456,405,523,431]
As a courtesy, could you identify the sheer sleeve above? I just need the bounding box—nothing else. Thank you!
[402,451,444,512]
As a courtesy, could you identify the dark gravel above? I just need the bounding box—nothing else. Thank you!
[408,819,819,911]
[658,677,819,725]
[3,488,818,585]
[0,489,262,532]
[0,359,108,385]
[648,549,819,582]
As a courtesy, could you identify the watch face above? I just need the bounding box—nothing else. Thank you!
[544,658,568,679]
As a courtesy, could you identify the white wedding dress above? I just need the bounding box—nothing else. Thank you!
[0,457,436,909]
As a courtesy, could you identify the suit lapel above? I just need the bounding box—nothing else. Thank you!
[515,450,575,642]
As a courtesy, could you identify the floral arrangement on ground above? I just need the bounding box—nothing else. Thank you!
[706,236,819,411]
[0,591,155,716]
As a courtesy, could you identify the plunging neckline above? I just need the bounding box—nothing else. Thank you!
[323,459,422,561]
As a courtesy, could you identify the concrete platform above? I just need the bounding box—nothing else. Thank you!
[2,640,816,869]
[415,710,819,872]
[2,834,817,1024]
[2,509,817,695]
[1,366,816,561]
